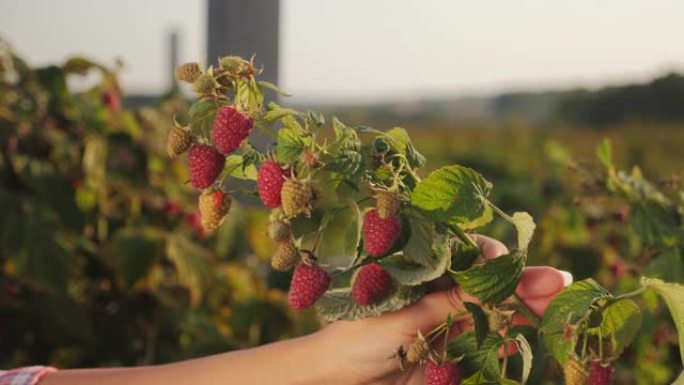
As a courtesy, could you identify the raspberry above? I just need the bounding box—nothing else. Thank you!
[192,73,216,94]
[352,263,393,305]
[212,106,253,154]
[257,160,286,208]
[406,335,430,364]
[588,362,614,385]
[175,62,202,83]
[167,127,194,157]
[281,179,314,218]
[375,190,401,219]
[425,362,461,385]
[198,189,231,231]
[271,241,300,271]
[564,356,589,385]
[288,262,330,310]
[362,209,402,257]
[187,144,225,189]
[267,219,291,242]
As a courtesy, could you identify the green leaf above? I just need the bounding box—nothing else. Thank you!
[641,277,684,372]
[456,203,494,231]
[381,231,450,286]
[385,127,426,168]
[188,99,219,136]
[317,200,362,260]
[450,250,525,304]
[258,80,291,96]
[263,102,301,123]
[596,138,613,168]
[540,279,611,365]
[451,242,482,272]
[515,333,533,385]
[464,302,490,347]
[110,227,164,289]
[643,247,684,283]
[166,234,214,306]
[315,285,425,321]
[587,298,642,360]
[411,165,492,224]
[511,212,536,250]
[447,331,503,381]
[275,128,305,164]
[223,154,257,180]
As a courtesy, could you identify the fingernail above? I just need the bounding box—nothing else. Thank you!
[559,270,573,287]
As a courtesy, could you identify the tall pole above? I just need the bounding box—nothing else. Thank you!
[207,0,279,85]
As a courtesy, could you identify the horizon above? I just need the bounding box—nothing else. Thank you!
[2,0,683,103]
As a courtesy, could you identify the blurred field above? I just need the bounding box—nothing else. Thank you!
[1,44,682,384]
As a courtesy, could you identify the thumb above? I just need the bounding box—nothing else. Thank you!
[391,287,466,333]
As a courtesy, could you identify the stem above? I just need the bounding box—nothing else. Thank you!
[487,200,515,223]
[512,294,541,326]
[448,223,479,250]
[609,287,646,303]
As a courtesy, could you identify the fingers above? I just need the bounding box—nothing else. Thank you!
[396,287,467,333]
[471,234,508,260]
[516,266,568,299]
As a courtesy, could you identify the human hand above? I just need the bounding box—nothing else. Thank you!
[312,235,572,385]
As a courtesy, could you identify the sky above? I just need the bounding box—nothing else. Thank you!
[1,0,684,103]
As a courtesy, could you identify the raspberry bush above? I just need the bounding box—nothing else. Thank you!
[171,56,684,384]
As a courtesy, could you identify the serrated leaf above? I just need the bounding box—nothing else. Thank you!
[540,279,611,365]
[276,128,305,164]
[450,250,525,304]
[411,165,492,224]
[465,302,489,347]
[641,277,684,372]
[381,232,450,286]
[315,285,425,321]
[587,298,642,360]
[447,332,503,381]
[511,212,536,250]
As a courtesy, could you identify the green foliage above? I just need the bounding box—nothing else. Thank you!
[411,165,492,226]
[315,286,425,321]
[450,250,525,304]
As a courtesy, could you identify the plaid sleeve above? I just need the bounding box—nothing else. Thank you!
[0,366,56,385]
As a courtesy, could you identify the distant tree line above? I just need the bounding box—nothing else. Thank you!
[495,73,684,127]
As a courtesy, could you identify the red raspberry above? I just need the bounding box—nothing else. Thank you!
[257,160,286,208]
[352,263,393,305]
[363,209,402,257]
[288,262,331,310]
[588,362,614,385]
[425,362,461,385]
[212,106,253,154]
[187,144,225,189]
